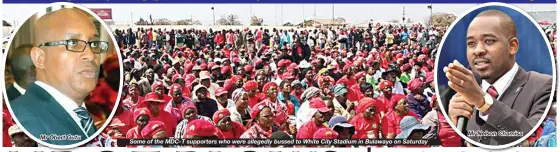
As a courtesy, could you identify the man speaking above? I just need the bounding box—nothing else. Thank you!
[10,8,109,146]
[444,10,553,146]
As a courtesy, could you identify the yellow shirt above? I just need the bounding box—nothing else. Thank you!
[387,34,394,44]
[153,31,159,41]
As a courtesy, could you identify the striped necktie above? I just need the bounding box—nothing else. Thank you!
[74,107,97,137]
[487,86,499,99]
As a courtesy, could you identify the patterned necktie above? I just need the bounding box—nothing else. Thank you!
[487,86,499,99]
[74,107,97,137]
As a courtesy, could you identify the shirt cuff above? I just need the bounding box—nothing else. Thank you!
[478,111,489,121]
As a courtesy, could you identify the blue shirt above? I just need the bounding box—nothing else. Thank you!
[277,92,300,116]
[542,117,556,136]
[401,32,409,42]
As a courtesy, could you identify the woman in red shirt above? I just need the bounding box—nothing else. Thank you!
[213,109,247,139]
[244,80,261,108]
[126,108,151,139]
[350,97,383,139]
[382,94,419,139]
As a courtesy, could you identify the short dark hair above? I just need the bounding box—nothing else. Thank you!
[475,10,517,39]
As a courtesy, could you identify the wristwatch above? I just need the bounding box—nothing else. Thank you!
[477,93,494,113]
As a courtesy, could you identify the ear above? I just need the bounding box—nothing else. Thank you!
[30,47,46,70]
[509,37,519,56]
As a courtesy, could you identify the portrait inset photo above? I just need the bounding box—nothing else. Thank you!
[1,2,122,148]
[435,3,556,149]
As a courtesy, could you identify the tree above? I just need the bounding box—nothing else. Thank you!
[426,12,457,27]
[176,19,202,25]
[283,22,294,26]
[135,18,149,25]
[250,16,263,26]
[217,14,242,25]
[153,18,172,25]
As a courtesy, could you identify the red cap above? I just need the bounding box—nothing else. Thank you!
[133,108,151,121]
[172,74,182,83]
[144,92,165,103]
[215,87,228,97]
[379,80,393,90]
[244,64,253,72]
[309,98,330,112]
[184,119,221,138]
[313,128,339,139]
[221,66,231,74]
[244,80,258,91]
[278,59,291,67]
[212,109,231,124]
[151,81,164,92]
[141,121,167,138]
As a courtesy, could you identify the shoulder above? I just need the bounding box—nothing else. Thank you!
[526,71,553,86]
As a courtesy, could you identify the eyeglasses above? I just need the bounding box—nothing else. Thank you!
[38,39,109,54]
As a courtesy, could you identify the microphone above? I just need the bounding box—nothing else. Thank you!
[456,71,482,133]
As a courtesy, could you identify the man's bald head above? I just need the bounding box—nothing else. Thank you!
[30,7,102,104]
[33,8,97,46]
[474,10,517,39]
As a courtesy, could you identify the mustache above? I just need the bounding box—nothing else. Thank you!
[80,61,100,73]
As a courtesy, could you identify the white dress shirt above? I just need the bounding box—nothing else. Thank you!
[479,63,518,121]
[35,81,88,136]
[13,82,26,94]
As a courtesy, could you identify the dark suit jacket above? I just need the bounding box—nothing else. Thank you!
[10,83,88,145]
[466,67,553,145]
[6,84,22,101]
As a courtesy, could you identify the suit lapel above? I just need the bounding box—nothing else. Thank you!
[28,83,87,137]
[499,68,529,109]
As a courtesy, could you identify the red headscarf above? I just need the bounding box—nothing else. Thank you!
[390,94,407,109]
[244,80,258,91]
[356,97,382,114]
[133,108,151,122]
[407,78,424,92]
[262,82,279,94]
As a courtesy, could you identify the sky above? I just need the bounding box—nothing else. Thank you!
[1,4,556,26]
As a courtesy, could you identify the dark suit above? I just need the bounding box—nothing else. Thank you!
[10,83,88,145]
[466,67,553,145]
[5,84,22,101]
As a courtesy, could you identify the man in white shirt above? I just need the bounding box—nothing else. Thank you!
[10,8,111,146]
[6,44,35,101]
[445,10,553,145]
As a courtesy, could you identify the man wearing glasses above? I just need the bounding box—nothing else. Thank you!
[10,8,110,146]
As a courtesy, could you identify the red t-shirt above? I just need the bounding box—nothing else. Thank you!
[436,111,462,147]
[152,111,178,137]
[350,114,382,139]
[382,110,418,138]
[296,120,327,139]
[113,109,134,136]
[221,121,247,139]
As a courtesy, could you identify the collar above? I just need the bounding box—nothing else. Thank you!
[12,82,26,94]
[481,63,519,98]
